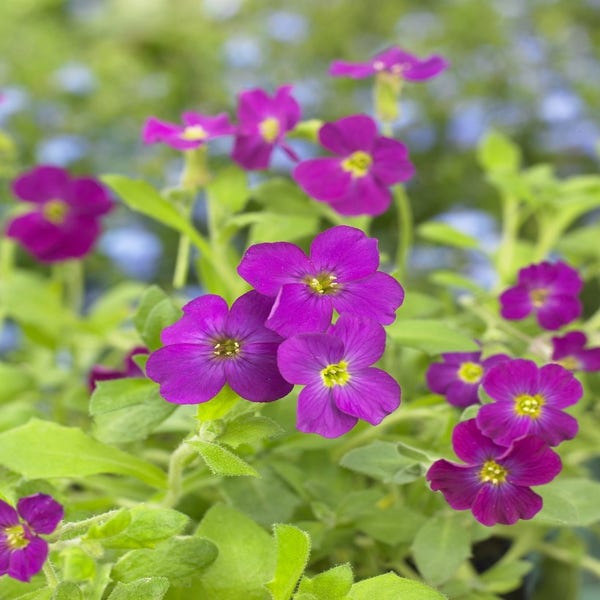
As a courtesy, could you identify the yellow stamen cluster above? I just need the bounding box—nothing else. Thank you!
[514,393,545,418]
[556,356,580,371]
[213,339,241,358]
[42,199,69,225]
[479,460,508,486]
[180,125,208,141]
[457,361,483,384]
[529,288,548,308]
[321,361,350,388]
[259,117,280,143]
[306,273,339,295]
[3,524,30,550]
[341,151,372,178]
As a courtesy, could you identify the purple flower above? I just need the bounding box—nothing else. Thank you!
[551,331,600,372]
[499,261,582,330]
[5,165,113,263]
[426,351,510,408]
[89,346,149,391]
[237,225,404,337]
[292,114,414,216]
[142,112,235,150]
[426,419,561,526]
[478,359,582,447]
[277,314,400,438]
[146,291,293,404]
[0,493,64,582]
[231,85,301,170]
[329,46,449,81]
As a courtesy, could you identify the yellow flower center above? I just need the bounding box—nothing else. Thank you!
[305,273,339,295]
[180,125,208,141]
[321,361,350,387]
[457,362,483,384]
[479,460,508,485]
[3,524,30,550]
[556,356,580,371]
[259,117,280,143]
[42,199,69,224]
[341,151,372,178]
[514,393,545,418]
[213,339,241,359]
[529,288,548,308]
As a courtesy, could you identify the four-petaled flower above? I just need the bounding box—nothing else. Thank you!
[89,346,149,391]
[6,165,113,263]
[237,225,404,337]
[426,351,509,408]
[329,46,449,82]
[499,261,582,331]
[0,493,64,582]
[292,114,414,216]
[146,291,293,404]
[426,419,561,526]
[478,358,582,447]
[277,314,401,438]
[142,112,235,150]
[231,85,301,170]
[551,331,600,372]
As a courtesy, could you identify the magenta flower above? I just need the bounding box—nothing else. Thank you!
[231,85,301,170]
[329,46,449,81]
[142,112,235,151]
[426,351,510,408]
[146,291,292,404]
[292,115,414,216]
[426,419,561,526]
[277,314,400,438]
[551,331,600,372]
[0,493,64,582]
[5,165,113,263]
[237,225,404,337]
[478,359,582,447]
[499,261,582,330]
[89,346,148,391]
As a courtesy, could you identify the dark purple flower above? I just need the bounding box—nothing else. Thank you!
[0,493,64,582]
[426,351,510,408]
[551,331,600,372]
[5,165,113,263]
[478,359,582,447]
[499,261,582,330]
[277,314,400,438]
[142,112,235,150]
[231,85,301,170]
[426,419,561,526]
[292,114,414,216]
[146,291,293,404]
[329,46,449,81]
[237,225,404,337]
[89,346,149,391]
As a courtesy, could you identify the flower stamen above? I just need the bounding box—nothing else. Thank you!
[321,361,350,387]
[259,117,280,143]
[341,151,372,178]
[457,361,483,384]
[213,339,241,358]
[305,273,339,295]
[4,524,30,550]
[42,199,69,225]
[529,288,549,308]
[479,460,508,486]
[180,125,208,141]
[514,393,545,418]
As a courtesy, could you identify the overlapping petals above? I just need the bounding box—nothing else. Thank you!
[551,331,600,372]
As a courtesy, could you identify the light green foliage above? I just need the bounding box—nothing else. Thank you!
[0,362,34,403]
[477,130,521,173]
[106,578,170,600]
[51,582,83,600]
[132,285,181,350]
[348,572,447,599]
[386,319,479,354]
[418,221,480,249]
[187,440,259,477]
[295,564,353,599]
[218,414,284,449]
[479,560,534,594]
[537,478,600,526]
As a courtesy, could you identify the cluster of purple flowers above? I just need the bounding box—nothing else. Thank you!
[147,225,403,438]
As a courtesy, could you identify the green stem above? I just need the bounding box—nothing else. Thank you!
[42,559,59,588]
[51,508,123,540]
[162,440,198,508]
[496,195,520,287]
[173,229,192,290]
[535,543,600,579]
[393,185,413,278]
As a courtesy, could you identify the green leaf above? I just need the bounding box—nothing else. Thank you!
[51,582,83,600]
[348,572,446,599]
[206,165,248,215]
[133,286,181,351]
[418,221,480,249]
[480,560,533,594]
[477,130,521,173]
[0,362,34,402]
[250,212,319,245]
[90,378,176,444]
[0,419,166,488]
[61,547,96,581]
[250,178,315,216]
[266,525,311,600]
[411,514,471,585]
[296,564,353,599]
[87,282,146,332]
[195,384,240,421]
[429,270,485,294]
[111,537,218,585]
[536,478,600,526]
[219,414,284,449]
[356,506,426,545]
[187,440,259,477]
[194,504,276,600]
[386,319,479,354]
[395,291,441,319]
[107,577,170,600]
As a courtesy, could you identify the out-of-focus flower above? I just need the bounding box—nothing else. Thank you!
[0,493,64,582]
[292,114,414,216]
[146,291,293,404]
[5,165,113,263]
[426,351,510,408]
[478,358,582,447]
[88,346,148,391]
[277,314,400,438]
[237,225,404,337]
[142,112,235,150]
[231,84,301,170]
[427,419,561,526]
[550,331,600,372]
[499,261,582,330]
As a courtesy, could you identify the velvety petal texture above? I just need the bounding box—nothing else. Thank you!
[6,165,113,263]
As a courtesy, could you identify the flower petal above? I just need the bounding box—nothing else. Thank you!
[68,178,113,217]
[426,461,481,510]
[318,115,377,154]
[426,362,460,395]
[476,402,534,447]
[403,55,449,81]
[8,537,48,583]
[472,484,542,526]
[370,137,414,185]
[329,313,386,368]
[537,363,583,408]
[451,419,504,464]
[293,158,351,201]
[17,494,63,534]
[12,165,70,203]
[226,291,281,344]
[328,60,375,79]
[482,359,539,402]
[536,295,581,330]
[330,176,392,217]
[500,286,533,320]
[0,500,19,528]
[231,135,273,170]
[142,117,182,145]
[502,437,562,487]
[445,380,480,408]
